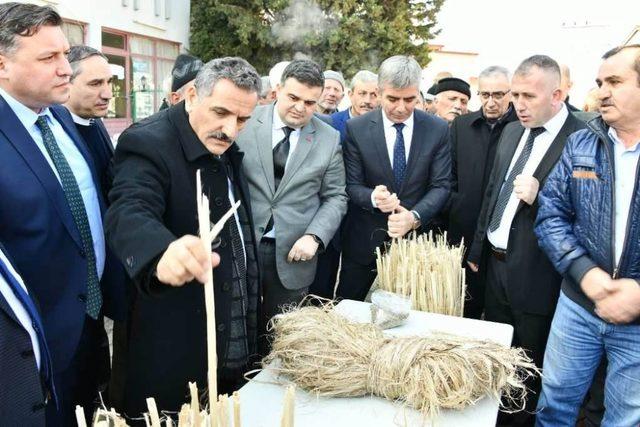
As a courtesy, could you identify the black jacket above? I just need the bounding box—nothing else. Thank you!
[342,109,451,265]
[448,106,518,252]
[105,102,260,416]
[468,112,585,315]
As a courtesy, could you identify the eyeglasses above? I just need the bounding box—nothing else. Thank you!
[478,90,510,101]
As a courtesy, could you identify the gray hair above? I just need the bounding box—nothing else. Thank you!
[514,55,561,85]
[479,65,510,81]
[349,70,377,90]
[281,59,324,88]
[260,76,271,99]
[194,57,262,98]
[0,2,62,56]
[378,55,422,89]
[67,45,108,81]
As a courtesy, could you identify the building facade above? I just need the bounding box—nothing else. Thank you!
[17,0,191,135]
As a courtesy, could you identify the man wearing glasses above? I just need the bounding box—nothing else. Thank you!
[447,66,518,319]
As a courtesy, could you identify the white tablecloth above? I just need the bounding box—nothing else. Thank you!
[237,299,514,426]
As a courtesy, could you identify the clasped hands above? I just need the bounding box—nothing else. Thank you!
[581,267,640,324]
[372,185,415,239]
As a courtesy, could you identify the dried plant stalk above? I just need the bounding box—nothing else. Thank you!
[146,398,161,427]
[376,232,466,316]
[264,304,538,420]
[280,385,296,427]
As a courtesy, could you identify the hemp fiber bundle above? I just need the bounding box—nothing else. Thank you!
[264,305,538,420]
[376,232,466,316]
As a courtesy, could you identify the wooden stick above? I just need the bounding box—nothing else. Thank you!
[188,382,200,427]
[75,406,87,427]
[146,398,161,427]
[232,391,241,427]
[280,384,295,427]
[196,170,218,417]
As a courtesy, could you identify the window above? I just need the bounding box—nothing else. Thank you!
[62,21,84,46]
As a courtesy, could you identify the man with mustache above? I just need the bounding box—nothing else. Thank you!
[433,77,471,123]
[105,57,262,418]
[535,44,640,427]
[329,70,379,143]
[337,55,451,301]
[0,3,127,424]
[447,65,518,319]
[236,59,347,331]
[467,55,584,426]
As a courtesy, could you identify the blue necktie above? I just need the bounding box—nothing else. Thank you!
[0,253,57,406]
[35,116,102,319]
[392,123,406,190]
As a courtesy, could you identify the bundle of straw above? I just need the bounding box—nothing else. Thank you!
[264,305,538,420]
[375,232,466,316]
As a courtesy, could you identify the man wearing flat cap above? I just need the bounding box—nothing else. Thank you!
[316,70,346,115]
[159,53,204,110]
[434,77,471,123]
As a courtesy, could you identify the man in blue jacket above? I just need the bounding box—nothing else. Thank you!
[535,44,640,426]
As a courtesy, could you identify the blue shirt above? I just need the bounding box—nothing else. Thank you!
[609,127,640,265]
[0,88,106,279]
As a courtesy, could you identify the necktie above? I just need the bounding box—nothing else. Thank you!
[392,123,406,190]
[488,126,546,232]
[35,116,102,319]
[0,253,57,405]
[273,126,294,190]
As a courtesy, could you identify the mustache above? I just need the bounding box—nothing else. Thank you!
[206,131,232,143]
[600,99,613,108]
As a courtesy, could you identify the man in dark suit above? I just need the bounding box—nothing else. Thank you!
[0,4,126,425]
[64,45,116,201]
[105,57,262,418]
[338,55,451,301]
[310,69,379,299]
[467,55,585,426]
[447,65,518,319]
[0,242,56,426]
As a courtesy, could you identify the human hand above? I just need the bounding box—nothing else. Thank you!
[373,185,400,213]
[387,205,414,238]
[595,279,640,324]
[580,267,614,302]
[513,175,539,205]
[467,261,479,273]
[156,235,220,286]
[287,234,319,263]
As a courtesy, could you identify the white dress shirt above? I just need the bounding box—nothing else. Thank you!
[371,110,415,207]
[263,106,301,238]
[488,104,569,250]
[609,127,640,265]
[0,248,41,370]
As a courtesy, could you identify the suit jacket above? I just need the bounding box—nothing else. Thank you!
[467,113,586,315]
[342,109,451,265]
[236,103,348,290]
[105,102,261,415]
[73,116,115,202]
[329,109,351,143]
[0,244,47,426]
[448,106,519,252]
[0,96,127,374]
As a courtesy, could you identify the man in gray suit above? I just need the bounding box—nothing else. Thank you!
[236,59,347,325]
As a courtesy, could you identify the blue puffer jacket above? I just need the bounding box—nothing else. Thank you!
[535,116,640,318]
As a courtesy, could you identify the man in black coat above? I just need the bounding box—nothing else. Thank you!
[448,66,518,319]
[105,58,262,418]
[337,55,451,301]
[467,55,585,426]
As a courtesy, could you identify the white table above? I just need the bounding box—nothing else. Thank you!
[237,300,513,426]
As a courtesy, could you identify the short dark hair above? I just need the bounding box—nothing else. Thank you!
[280,59,324,88]
[602,44,640,85]
[0,2,62,56]
[514,55,561,85]
[67,45,108,81]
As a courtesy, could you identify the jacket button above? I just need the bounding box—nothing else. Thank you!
[258,227,264,233]
[217,323,225,332]
[214,197,224,207]
[21,349,34,358]
[220,239,227,248]
[212,166,219,173]
[126,256,135,268]
[78,294,87,303]
[222,282,231,292]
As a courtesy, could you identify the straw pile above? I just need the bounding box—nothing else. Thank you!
[264,305,538,420]
[376,232,466,316]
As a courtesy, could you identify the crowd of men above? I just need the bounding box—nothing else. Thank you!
[0,2,638,427]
